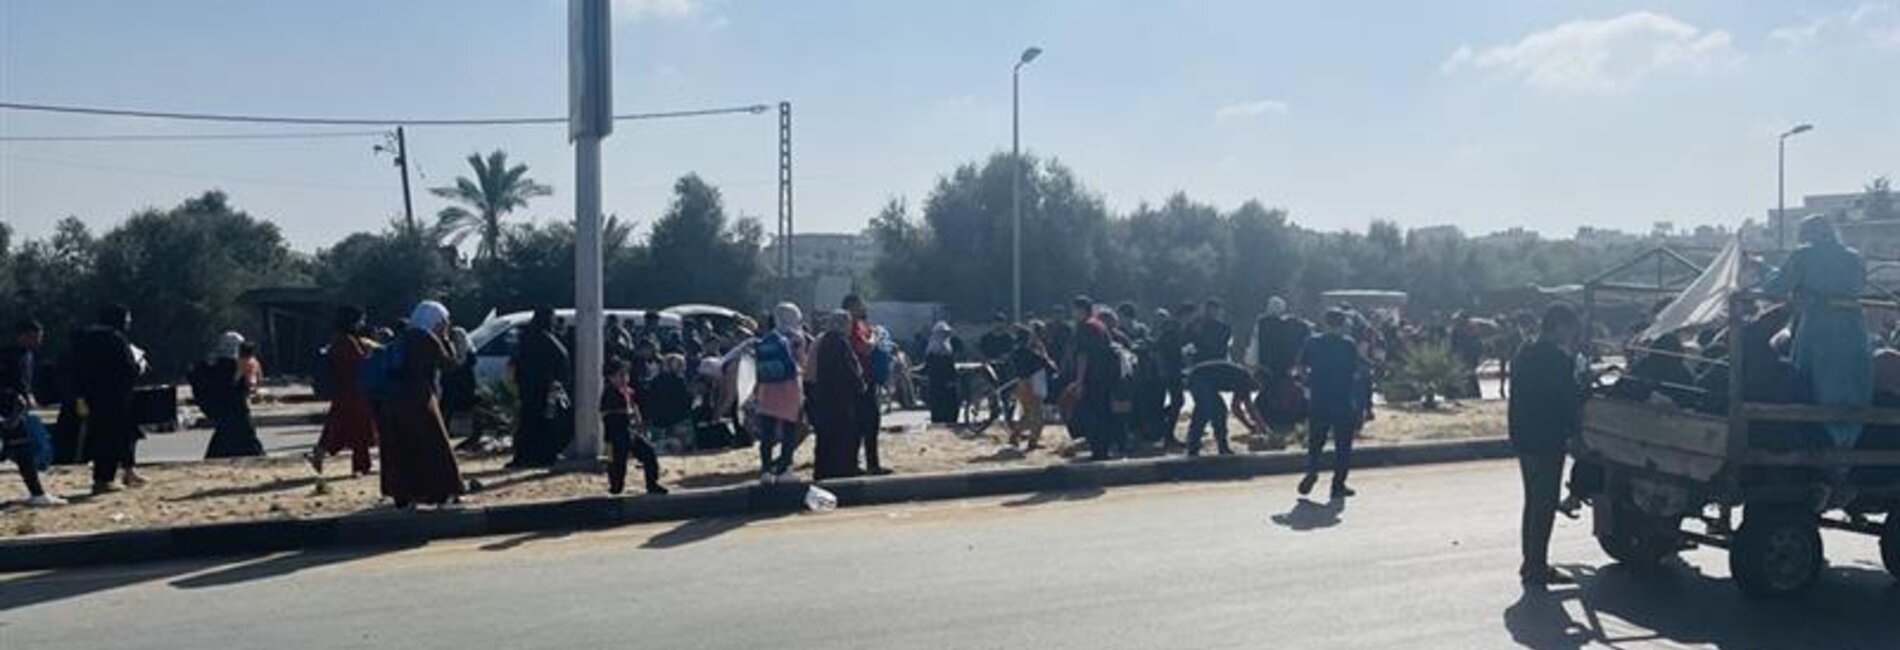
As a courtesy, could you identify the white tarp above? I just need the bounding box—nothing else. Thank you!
[1639,237,1742,341]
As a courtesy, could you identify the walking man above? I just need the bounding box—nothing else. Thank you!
[1508,303,1584,587]
[1297,309,1362,499]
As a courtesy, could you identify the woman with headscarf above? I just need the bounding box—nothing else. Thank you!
[924,322,960,424]
[1759,215,1873,449]
[725,303,807,482]
[310,307,378,475]
[379,301,465,508]
[810,310,865,479]
[193,332,263,459]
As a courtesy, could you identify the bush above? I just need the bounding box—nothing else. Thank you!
[1382,343,1470,408]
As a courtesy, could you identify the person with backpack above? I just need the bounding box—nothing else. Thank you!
[735,303,807,483]
[2,320,61,506]
[377,301,466,509]
[509,306,570,469]
[310,306,378,476]
[602,359,667,496]
[193,332,264,459]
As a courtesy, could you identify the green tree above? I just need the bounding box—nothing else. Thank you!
[643,175,765,310]
[313,223,463,327]
[429,150,553,260]
[88,192,303,377]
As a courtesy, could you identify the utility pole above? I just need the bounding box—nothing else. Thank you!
[778,101,794,299]
[567,0,612,461]
[396,126,416,233]
[1011,47,1042,324]
[374,127,418,234]
[1777,123,1814,251]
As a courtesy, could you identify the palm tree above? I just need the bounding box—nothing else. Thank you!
[429,150,553,260]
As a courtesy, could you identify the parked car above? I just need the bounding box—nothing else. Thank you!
[466,309,683,389]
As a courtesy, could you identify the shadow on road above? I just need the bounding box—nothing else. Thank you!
[641,513,787,550]
[1503,562,1900,649]
[0,543,416,610]
[1001,486,1107,508]
[1269,498,1344,531]
[168,543,419,590]
[479,529,574,552]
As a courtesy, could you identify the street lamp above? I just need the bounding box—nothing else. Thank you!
[1012,46,1042,324]
[1777,123,1814,251]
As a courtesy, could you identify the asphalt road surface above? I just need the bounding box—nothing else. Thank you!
[3,460,1895,649]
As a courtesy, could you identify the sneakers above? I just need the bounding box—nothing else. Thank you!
[27,494,67,507]
[1297,473,1318,497]
[1331,484,1356,499]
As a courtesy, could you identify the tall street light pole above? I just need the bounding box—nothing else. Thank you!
[1011,46,1042,324]
[568,0,612,461]
[1777,123,1813,251]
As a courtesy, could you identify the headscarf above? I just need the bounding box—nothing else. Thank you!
[773,302,804,334]
[1266,296,1287,317]
[1798,215,1839,247]
[819,310,852,335]
[214,331,245,360]
[408,300,450,333]
[927,321,954,356]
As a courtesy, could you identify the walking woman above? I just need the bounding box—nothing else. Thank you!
[811,310,864,479]
[379,301,465,508]
[924,322,960,425]
[736,303,808,483]
[194,332,264,458]
[1007,324,1056,449]
[310,306,378,475]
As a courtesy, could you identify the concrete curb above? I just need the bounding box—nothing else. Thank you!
[0,437,1512,572]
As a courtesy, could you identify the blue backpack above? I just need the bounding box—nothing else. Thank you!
[356,339,406,402]
[870,341,894,385]
[754,332,797,384]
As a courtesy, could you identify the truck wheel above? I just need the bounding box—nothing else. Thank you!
[1882,516,1900,581]
[1595,497,1681,568]
[1731,507,1824,599]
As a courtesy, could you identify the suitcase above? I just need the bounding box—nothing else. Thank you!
[133,384,179,430]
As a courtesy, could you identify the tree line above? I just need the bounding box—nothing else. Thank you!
[0,151,762,379]
[869,152,1745,322]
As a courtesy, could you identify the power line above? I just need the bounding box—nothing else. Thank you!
[0,130,388,142]
[0,101,772,126]
[1,154,395,192]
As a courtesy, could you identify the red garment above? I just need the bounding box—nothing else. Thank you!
[318,334,379,473]
[849,318,874,365]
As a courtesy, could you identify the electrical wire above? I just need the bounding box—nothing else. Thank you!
[0,101,773,126]
[0,130,388,142]
[1,154,395,192]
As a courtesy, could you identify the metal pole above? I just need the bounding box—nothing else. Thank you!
[1777,135,1786,252]
[1011,66,1023,324]
[567,0,610,461]
[778,101,794,300]
[396,126,416,234]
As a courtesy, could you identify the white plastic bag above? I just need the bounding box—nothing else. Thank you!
[805,485,838,513]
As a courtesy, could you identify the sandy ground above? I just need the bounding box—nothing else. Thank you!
[0,401,1502,538]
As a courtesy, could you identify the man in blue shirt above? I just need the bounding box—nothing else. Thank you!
[1297,309,1362,499]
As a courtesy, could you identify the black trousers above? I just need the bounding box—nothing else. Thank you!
[1185,384,1231,455]
[1081,402,1121,460]
[856,391,883,471]
[1161,380,1186,441]
[1517,451,1566,575]
[86,407,135,486]
[608,434,661,494]
[1304,415,1358,486]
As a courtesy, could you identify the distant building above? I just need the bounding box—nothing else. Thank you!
[1408,225,1464,246]
[1769,190,1900,259]
[761,232,877,278]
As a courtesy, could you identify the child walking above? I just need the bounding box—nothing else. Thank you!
[603,360,667,496]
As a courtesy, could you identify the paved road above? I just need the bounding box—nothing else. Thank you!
[3,460,1894,649]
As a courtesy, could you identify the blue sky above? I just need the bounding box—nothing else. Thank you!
[3,0,1897,250]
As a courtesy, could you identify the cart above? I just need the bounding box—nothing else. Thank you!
[1578,286,1900,598]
